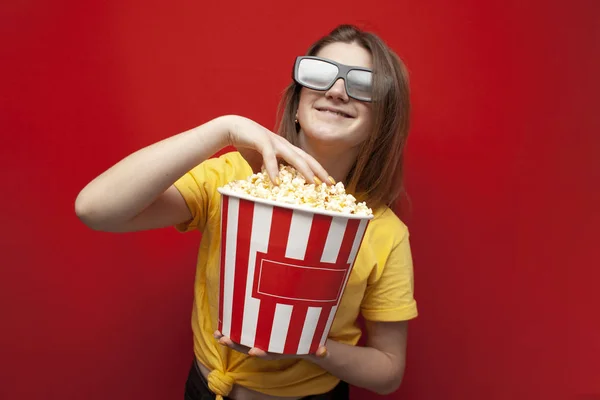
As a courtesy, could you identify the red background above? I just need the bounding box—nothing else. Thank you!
[1,1,598,399]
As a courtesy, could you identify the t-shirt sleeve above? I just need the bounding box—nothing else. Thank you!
[360,225,418,322]
[172,152,251,233]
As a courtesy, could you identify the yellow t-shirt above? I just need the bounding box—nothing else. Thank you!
[173,151,418,398]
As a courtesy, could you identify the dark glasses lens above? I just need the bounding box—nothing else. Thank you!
[346,70,372,102]
[295,58,373,102]
[297,58,338,88]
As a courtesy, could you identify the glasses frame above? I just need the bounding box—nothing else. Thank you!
[293,56,373,102]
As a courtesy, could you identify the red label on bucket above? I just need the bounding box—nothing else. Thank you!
[254,254,348,305]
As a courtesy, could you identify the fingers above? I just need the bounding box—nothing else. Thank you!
[232,121,280,184]
[286,142,333,185]
[272,136,332,185]
[214,331,234,347]
[258,135,314,185]
[272,141,316,184]
[232,118,332,186]
[315,346,328,358]
[248,347,268,357]
[258,142,281,185]
[216,335,250,354]
[214,331,270,358]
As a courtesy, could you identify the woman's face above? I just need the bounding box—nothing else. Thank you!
[297,41,374,150]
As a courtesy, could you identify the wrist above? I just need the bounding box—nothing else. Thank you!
[194,115,235,149]
[211,114,241,147]
[311,355,329,368]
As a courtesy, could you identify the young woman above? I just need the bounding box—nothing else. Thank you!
[76,24,417,400]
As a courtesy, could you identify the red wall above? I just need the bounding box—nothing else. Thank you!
[1,1,598,399]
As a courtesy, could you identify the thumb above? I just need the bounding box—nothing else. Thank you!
[315,346,328,358]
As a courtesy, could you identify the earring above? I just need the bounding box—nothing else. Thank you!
[294,114,299,124]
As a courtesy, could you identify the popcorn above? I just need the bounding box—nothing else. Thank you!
[221,165,373,216]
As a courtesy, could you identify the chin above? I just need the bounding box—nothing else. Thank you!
[303,125,344,142]
[301,127,358,151]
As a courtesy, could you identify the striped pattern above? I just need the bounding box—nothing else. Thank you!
[218,195,369,355]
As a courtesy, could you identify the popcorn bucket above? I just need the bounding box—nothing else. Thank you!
[216,188,373,355]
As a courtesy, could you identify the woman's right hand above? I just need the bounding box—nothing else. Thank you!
[222,115,332,185]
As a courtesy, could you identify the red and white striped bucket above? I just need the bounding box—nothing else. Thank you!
[216,188,372,355]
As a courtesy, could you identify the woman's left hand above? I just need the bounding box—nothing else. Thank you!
[214,331,328,361]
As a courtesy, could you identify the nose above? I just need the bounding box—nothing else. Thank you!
[325,78,349,102]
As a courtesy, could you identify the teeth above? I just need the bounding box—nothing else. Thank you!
[321,109,347,117]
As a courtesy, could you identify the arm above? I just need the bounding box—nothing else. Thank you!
[215,219,416,394]
[75,117,229,232]
[310,225,415,394]
[75,115,330,232]
[311,320,408,395]
[215,320,408,395]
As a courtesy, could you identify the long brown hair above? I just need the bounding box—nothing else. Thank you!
[276,24,411,211]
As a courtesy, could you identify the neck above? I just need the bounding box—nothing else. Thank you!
[298,133,359,185]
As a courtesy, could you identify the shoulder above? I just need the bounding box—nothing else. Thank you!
[353,206,410,275]
[364,206,409,249]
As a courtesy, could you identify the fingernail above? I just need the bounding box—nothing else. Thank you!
[328,176,336,185]
[313,176,322,186]
[275,177,281,186]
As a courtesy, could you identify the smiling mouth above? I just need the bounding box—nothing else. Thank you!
[316,108,353,118]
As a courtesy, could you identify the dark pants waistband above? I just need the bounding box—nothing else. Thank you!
[184,360,349,400]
